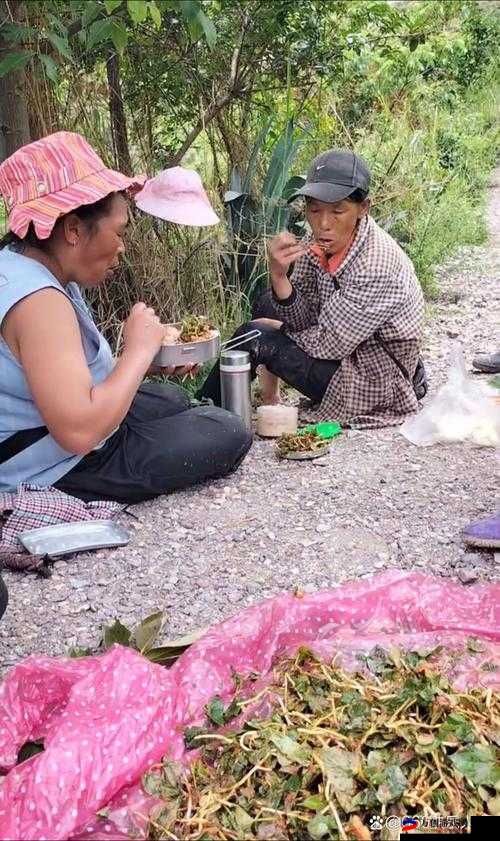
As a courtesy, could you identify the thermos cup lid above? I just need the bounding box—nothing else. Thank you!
[220,349,250,367]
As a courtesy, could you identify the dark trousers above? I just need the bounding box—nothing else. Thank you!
[0,575,7,620]
[55,382,252,504]
[199,289,340,406]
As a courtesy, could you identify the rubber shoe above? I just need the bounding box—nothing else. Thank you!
[462,513,500,549]
[472,352,500,374]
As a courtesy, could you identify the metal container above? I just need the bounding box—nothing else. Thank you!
[18,520,130,558]
[154,325,220,367]
[220,349,252,431]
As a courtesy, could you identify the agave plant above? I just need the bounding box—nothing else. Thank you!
[222,119,307,305]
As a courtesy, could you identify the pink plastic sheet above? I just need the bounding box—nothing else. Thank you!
[0,571,499,840]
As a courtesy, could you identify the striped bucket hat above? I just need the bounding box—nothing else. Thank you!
[0,131,144,240]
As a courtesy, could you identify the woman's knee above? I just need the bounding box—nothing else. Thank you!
[200,406,253,465]
[135,381,191,415]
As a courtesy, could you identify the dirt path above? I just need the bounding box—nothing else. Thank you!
[1,174,499,669]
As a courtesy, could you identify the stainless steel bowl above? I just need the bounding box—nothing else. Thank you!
[154,324,221,367]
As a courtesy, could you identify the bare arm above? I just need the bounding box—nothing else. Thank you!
[2,289,165,454]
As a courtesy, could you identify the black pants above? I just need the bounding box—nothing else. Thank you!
[200,289,340,406]
[54,382,252,504]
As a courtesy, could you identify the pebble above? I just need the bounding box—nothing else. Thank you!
[458,568,480,585]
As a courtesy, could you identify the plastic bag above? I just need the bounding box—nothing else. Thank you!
[401,344,500,447]
[0,571,499,840]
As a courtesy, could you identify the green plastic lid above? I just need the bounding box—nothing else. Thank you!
[299,421,342,440]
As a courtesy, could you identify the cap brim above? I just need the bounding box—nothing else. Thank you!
[288,182,354,204]
[135,195,220,226]
[8,167,145,240]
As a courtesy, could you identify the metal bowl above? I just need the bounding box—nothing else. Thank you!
[154,324,220,367]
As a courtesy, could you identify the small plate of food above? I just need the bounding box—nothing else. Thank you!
[276,430,332,461]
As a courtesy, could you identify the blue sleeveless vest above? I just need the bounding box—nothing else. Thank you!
[0,248,114,491]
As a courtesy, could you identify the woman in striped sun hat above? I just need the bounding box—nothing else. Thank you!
[0,132,251,502]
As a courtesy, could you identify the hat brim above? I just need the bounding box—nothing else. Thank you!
[135,195,220,227]
[288,182,355,204]
[8,167,146,240]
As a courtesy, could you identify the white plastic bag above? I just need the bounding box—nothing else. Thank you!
[401,344,500,447]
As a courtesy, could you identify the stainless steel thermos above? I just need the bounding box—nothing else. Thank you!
[220,350,252,431]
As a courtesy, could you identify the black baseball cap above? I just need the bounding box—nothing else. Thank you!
[289,149,371,204]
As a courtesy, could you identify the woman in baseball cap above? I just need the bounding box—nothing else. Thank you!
[0,132,251,501]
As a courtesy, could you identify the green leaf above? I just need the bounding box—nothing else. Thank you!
[223,697,241,722]
[270,734,311,766]
[0,51,33,79]
[205,695,225,726]
[148,2,162,29]
[39,54,59,83]
[438,713,475,746]
[242,119,272,193]
[103,618,132,648]
[376,765,407,804]
[318,746,359,812]
[110,20,129,53]
[86,18,114,49]
[341,689,371,730]
[1,23,37,45]
[82,1,101,27]
[284,773,302,792]
[234,805,253,832]
[307,814,335,840]
[184,725,208,750]
[132,611,164,652]
[450,745,500,787]
[127,1,148,24]
[105,0,123,13]
[180,0,216,49]
[46,32,72,61]
[69,646,94,658]
[144,625,208,666]
[143,770,162,796]
[302,794,327,811]
[366,750,388,786]
[262,119,302,202]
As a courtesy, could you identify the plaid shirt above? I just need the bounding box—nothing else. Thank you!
[272,215,424,427]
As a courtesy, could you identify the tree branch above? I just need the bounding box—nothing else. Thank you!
[167,13,250,166]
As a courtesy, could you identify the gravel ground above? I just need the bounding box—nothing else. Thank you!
[1,173,499,671]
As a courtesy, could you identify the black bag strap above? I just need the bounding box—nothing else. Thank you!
[0,426,49,466]
[375,333,411,382]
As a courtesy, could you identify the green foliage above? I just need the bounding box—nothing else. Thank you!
[223,118,306,301]
[70,612,207,667]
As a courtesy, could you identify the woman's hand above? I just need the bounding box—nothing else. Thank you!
[123,302,166,363]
